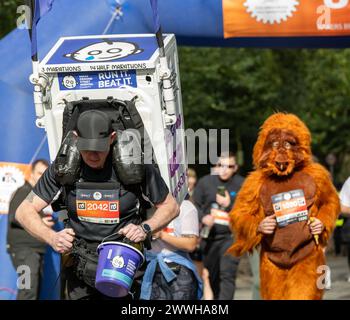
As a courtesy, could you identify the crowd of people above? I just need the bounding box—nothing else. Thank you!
[4,110,350,300]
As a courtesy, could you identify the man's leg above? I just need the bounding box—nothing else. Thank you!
[248,249,261,300]
[202,239,220,299]
[333,228,342,255]
[347,243,350,281]
[218,238,239,300]
[65,264,103,300]
[10,248,42,300]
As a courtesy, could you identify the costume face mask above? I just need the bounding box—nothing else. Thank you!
[258,129,305,177]
[252,113,312,177]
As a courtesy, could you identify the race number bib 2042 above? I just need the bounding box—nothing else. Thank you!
[271,189,308,228]
[76,189,119,224]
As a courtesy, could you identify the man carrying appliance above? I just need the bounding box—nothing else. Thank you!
[16,109,179,300]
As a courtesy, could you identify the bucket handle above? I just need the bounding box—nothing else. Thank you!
[100,232,124,246]
[100,229,151,251]
[100,232,142,248]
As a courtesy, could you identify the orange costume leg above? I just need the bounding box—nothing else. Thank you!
[260,248,326,300]
[260,251,288,300]
[284,248,325,300]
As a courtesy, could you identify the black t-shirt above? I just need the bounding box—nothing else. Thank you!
[7,182,46,252]
[33,157,169,242]
[192,173,244,238]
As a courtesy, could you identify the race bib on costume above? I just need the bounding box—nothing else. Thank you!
[76,188,120,224]
[272,189,308,227]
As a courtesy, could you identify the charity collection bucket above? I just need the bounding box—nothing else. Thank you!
[95,241,145,297]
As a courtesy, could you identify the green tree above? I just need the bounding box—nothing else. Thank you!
[0,0,23,39]
[179,47,350,183]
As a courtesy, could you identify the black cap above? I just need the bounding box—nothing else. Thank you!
[76,110,112,152]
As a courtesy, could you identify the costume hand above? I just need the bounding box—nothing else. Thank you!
[42,216,55,228]
[258,214,277,235]
[50,228,75,254]
[308,217,324,235]
[202,214,215,228]
[216,191,231,208]
[118,223,147,243]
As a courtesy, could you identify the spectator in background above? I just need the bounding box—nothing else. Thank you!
[187,167,204,277]
[187,168,197,199]
[192,152,244,300]
[140,195,203,300]
[339,177,350,282]
[248,249,261,300]
[6,159,54,300]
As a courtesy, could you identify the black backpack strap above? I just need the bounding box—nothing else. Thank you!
[61,101,81,142]
[51,184,74,212]
[124,99,145,140]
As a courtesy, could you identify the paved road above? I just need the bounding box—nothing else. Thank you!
[234,253,350,300]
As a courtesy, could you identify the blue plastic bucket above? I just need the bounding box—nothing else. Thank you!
[95,241,144,297]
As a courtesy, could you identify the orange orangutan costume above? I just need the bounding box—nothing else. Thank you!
[228,113,340,300]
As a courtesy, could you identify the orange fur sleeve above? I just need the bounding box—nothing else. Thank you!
[306,163,340,246]
[227,171,265,257]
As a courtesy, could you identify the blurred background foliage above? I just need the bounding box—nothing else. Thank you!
[0,0,23,39]
[1,1,350,185]
[179,47,350,185]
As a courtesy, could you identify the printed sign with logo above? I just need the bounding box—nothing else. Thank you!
[223,0,350,38]
[40,35,166,73]
[58,70,137,91]
[0,162,31,214]
[76,189,119,224]
[272,189,308,227]
[47,37,158,65]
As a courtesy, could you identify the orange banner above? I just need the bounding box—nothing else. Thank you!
[223,0,350,38]
[0,162,31,214]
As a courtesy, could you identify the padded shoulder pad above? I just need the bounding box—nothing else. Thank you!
[54,131,81,186]
[112,129,145,185]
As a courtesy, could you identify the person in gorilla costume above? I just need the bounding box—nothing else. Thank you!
[228,113,340,300]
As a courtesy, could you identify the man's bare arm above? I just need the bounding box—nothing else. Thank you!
[144,193,180,232]
[16,191,75,253]
[153,231,198,252]
[15,191,56,245]
[119,193,179,243]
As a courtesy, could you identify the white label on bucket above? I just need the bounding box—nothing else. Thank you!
[107,249,112,260]
[112,256,125,269]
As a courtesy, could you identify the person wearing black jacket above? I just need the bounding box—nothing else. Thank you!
[192,152,244,300]
[7,159,53,300]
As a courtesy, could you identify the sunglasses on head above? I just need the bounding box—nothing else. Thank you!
[217,163,236,169]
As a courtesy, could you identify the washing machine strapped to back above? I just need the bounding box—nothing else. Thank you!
[30,33,188,204]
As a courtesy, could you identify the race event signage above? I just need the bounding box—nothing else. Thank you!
[223,0,350,37]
